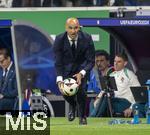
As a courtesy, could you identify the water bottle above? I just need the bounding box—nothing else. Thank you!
[133,105,139,124]
[108,119,130,125]
[146,107,150,124]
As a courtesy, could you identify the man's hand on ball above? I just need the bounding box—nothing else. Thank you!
[58,81,65,95]
[73,73,83,86]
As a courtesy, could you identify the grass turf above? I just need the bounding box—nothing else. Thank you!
[1,116,150,135]
[50,117,150,135]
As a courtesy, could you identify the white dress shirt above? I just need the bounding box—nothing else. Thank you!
[3,61,13,77]
[56,36,86,83]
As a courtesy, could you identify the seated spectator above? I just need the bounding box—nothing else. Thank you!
[90,52,140,117]
[0,0,12,7]
[88,50,114,93]
[79,0,93,6]
[96,0,124,6]
[42,0,52,7]
[12,0,42,7]
[88,50,114,116]
[0,47,18,112]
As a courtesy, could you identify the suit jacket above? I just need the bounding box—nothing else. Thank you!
[0,64,18,98]
[53,31,95,78]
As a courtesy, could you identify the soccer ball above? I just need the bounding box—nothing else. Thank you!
[62,78,79,96]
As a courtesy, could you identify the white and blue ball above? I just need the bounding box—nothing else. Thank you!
[63,78,79,96]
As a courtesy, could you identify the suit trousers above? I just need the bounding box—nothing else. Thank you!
[63,77,87,118]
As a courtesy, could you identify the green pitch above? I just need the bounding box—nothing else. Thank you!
[50,117,150,135]
[1,116,150,135]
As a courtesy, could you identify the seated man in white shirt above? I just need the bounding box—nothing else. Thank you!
[92,52,140,117]
[110,53,140,117]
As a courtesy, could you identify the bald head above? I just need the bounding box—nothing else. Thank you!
[65,17,80,40]
[66,18,80,26]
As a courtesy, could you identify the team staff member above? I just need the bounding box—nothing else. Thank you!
[0,47,18,111]
[53,17,95,125]
[91,52,140,117]
[89,50,114,117]
[110,53,140,117]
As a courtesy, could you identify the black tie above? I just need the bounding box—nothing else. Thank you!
[71,40,76,58]
[1,68,8,87]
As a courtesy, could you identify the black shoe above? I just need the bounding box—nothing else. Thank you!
[79,117,87,125]
[68,107,75,121]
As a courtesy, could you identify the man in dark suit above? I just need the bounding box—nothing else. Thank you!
[0,47,18,112]
[53,17,95,125]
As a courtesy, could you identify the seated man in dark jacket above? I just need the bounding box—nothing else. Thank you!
[0,47,18,111]
[89,50,114,116]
